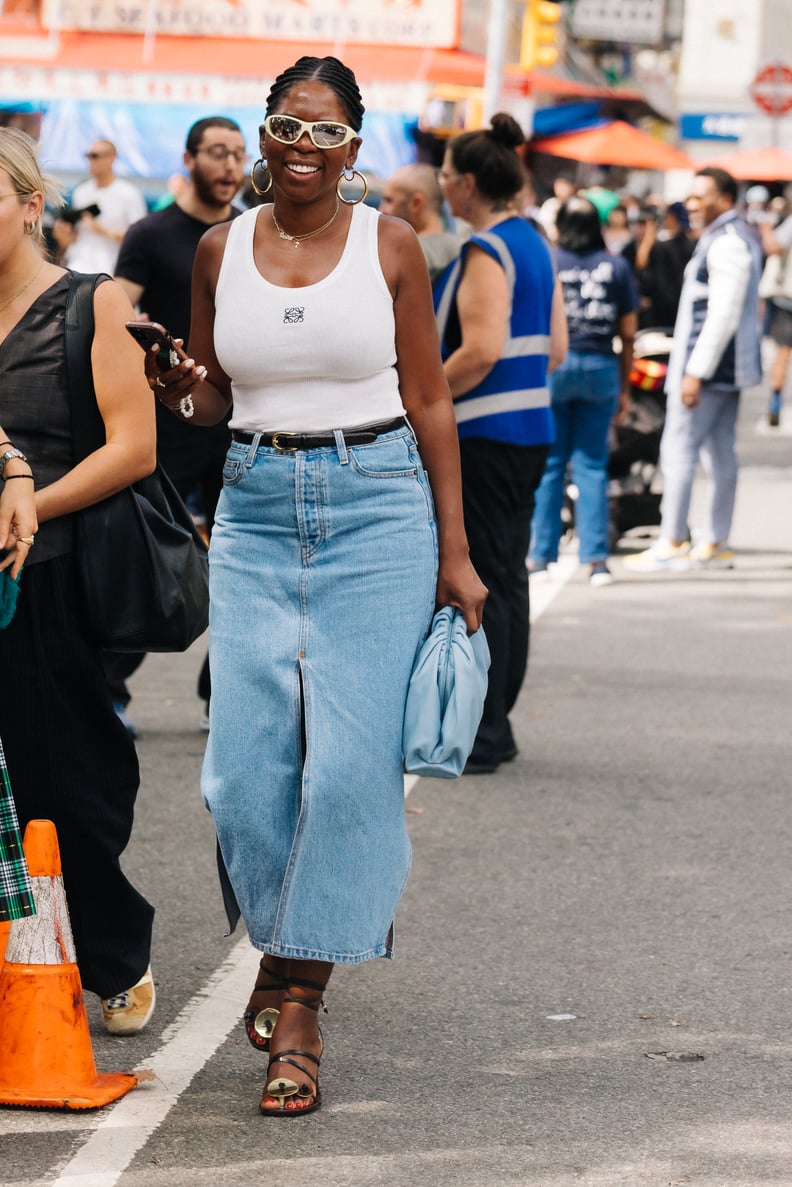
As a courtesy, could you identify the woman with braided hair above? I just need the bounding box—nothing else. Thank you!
[148,55,486,1116]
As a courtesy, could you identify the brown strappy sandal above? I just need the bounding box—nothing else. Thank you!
[243,959,288,1052]
[259,978,325,1117]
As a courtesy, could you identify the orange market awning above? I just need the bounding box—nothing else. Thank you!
[0,31,648,97]
[531,120,693,171]
[0,33,482,88]
[699,145,792,182]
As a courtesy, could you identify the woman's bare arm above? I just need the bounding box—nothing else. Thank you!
[442,247,510,398]
[379,216,487,633]
[35,281,157,523]
[144,223,234,426]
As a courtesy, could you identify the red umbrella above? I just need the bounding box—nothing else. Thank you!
[699,145,792,181]
[530,120,693,171]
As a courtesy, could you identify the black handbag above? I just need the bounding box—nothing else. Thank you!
[65,273,210,653]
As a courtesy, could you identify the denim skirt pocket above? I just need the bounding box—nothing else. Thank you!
[221,453,245,487]
[347,434,418,479]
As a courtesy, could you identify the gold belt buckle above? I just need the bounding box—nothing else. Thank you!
[272,431,299,451]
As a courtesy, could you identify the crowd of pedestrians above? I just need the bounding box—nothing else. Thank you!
[0,72,784,1118]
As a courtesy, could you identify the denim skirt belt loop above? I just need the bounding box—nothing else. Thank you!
[201,422,438,963]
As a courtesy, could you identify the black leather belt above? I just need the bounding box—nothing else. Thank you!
[231,416,407,452]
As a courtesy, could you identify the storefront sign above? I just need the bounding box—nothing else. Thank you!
[0,62,420,114]
[679,112,748,141]
[570,0,664,45]
[0,63,268,105]
[44,0,458,47]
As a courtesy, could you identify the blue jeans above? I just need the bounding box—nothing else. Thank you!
[202,426,437,964]
[659,383,740,545]
[530,351,620,564]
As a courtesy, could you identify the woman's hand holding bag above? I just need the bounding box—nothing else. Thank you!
[402,606,490,779]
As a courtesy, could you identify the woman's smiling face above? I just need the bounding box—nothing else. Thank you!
[261,80,361,204]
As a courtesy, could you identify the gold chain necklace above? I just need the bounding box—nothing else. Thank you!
[0,261,44,316]
[271,201,340,248]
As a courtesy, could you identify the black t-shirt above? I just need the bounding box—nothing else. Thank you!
[115,203,241,487]
[643,233,695,329]
[556,247,638,354]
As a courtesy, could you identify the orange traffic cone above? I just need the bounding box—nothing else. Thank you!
[0,819,138,1109]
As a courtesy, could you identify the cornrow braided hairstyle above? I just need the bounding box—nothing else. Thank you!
[265,56,365,130]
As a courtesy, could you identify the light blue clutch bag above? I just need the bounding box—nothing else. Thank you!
[402,606,490,780]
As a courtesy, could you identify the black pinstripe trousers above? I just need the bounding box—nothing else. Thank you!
[0,552,154,998]
[460,437,549,767]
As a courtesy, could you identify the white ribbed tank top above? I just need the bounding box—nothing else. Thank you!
[214,202,405,432]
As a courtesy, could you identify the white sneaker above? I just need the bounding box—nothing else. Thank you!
[623,541,691,573]
[589,562,614,587]
[689,542,735,569]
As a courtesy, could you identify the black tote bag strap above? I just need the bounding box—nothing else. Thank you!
[64,271,113,462]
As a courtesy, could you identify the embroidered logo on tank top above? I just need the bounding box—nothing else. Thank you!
[283,307,305,323]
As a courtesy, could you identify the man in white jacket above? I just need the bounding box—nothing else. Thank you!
[625,168,762,573]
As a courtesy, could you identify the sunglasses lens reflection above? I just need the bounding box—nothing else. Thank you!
[313,123,349,147]
[268,117,297,142]
[266,116,351,148]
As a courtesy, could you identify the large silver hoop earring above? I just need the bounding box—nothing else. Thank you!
[249,158,272,197]
[336,168,368,206]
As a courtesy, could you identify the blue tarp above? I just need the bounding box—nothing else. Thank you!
[33,99,417,184]
[532,101,603,138]
[0,102,44,114]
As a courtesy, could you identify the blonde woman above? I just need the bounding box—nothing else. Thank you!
[0,127,158,1033]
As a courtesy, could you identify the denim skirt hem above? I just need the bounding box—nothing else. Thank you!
[249,939,394,964]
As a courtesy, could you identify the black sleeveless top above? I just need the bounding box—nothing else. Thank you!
[0,273,75,566]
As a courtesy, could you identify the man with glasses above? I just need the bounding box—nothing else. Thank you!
[62,139,147,274]
[109,116,248,734]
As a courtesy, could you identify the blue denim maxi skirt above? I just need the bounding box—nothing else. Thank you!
[202,425,438,963]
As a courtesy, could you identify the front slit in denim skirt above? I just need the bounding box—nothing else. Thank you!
[202,424,438,963]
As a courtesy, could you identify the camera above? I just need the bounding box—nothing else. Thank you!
[57,203,101,224]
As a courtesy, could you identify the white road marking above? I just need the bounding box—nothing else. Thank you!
[528,553,578,621]
[51,939,253,1186]
[404,773,420,797]
[46,553,578,1184]
[755,414,792,436]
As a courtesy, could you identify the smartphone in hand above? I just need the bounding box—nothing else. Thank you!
[125,320,181,370]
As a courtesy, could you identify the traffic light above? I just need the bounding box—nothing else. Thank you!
[520,0,562,70]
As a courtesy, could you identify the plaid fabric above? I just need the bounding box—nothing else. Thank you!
[0,735,35,922]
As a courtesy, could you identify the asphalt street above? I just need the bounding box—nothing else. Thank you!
[3,377,792,1187]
